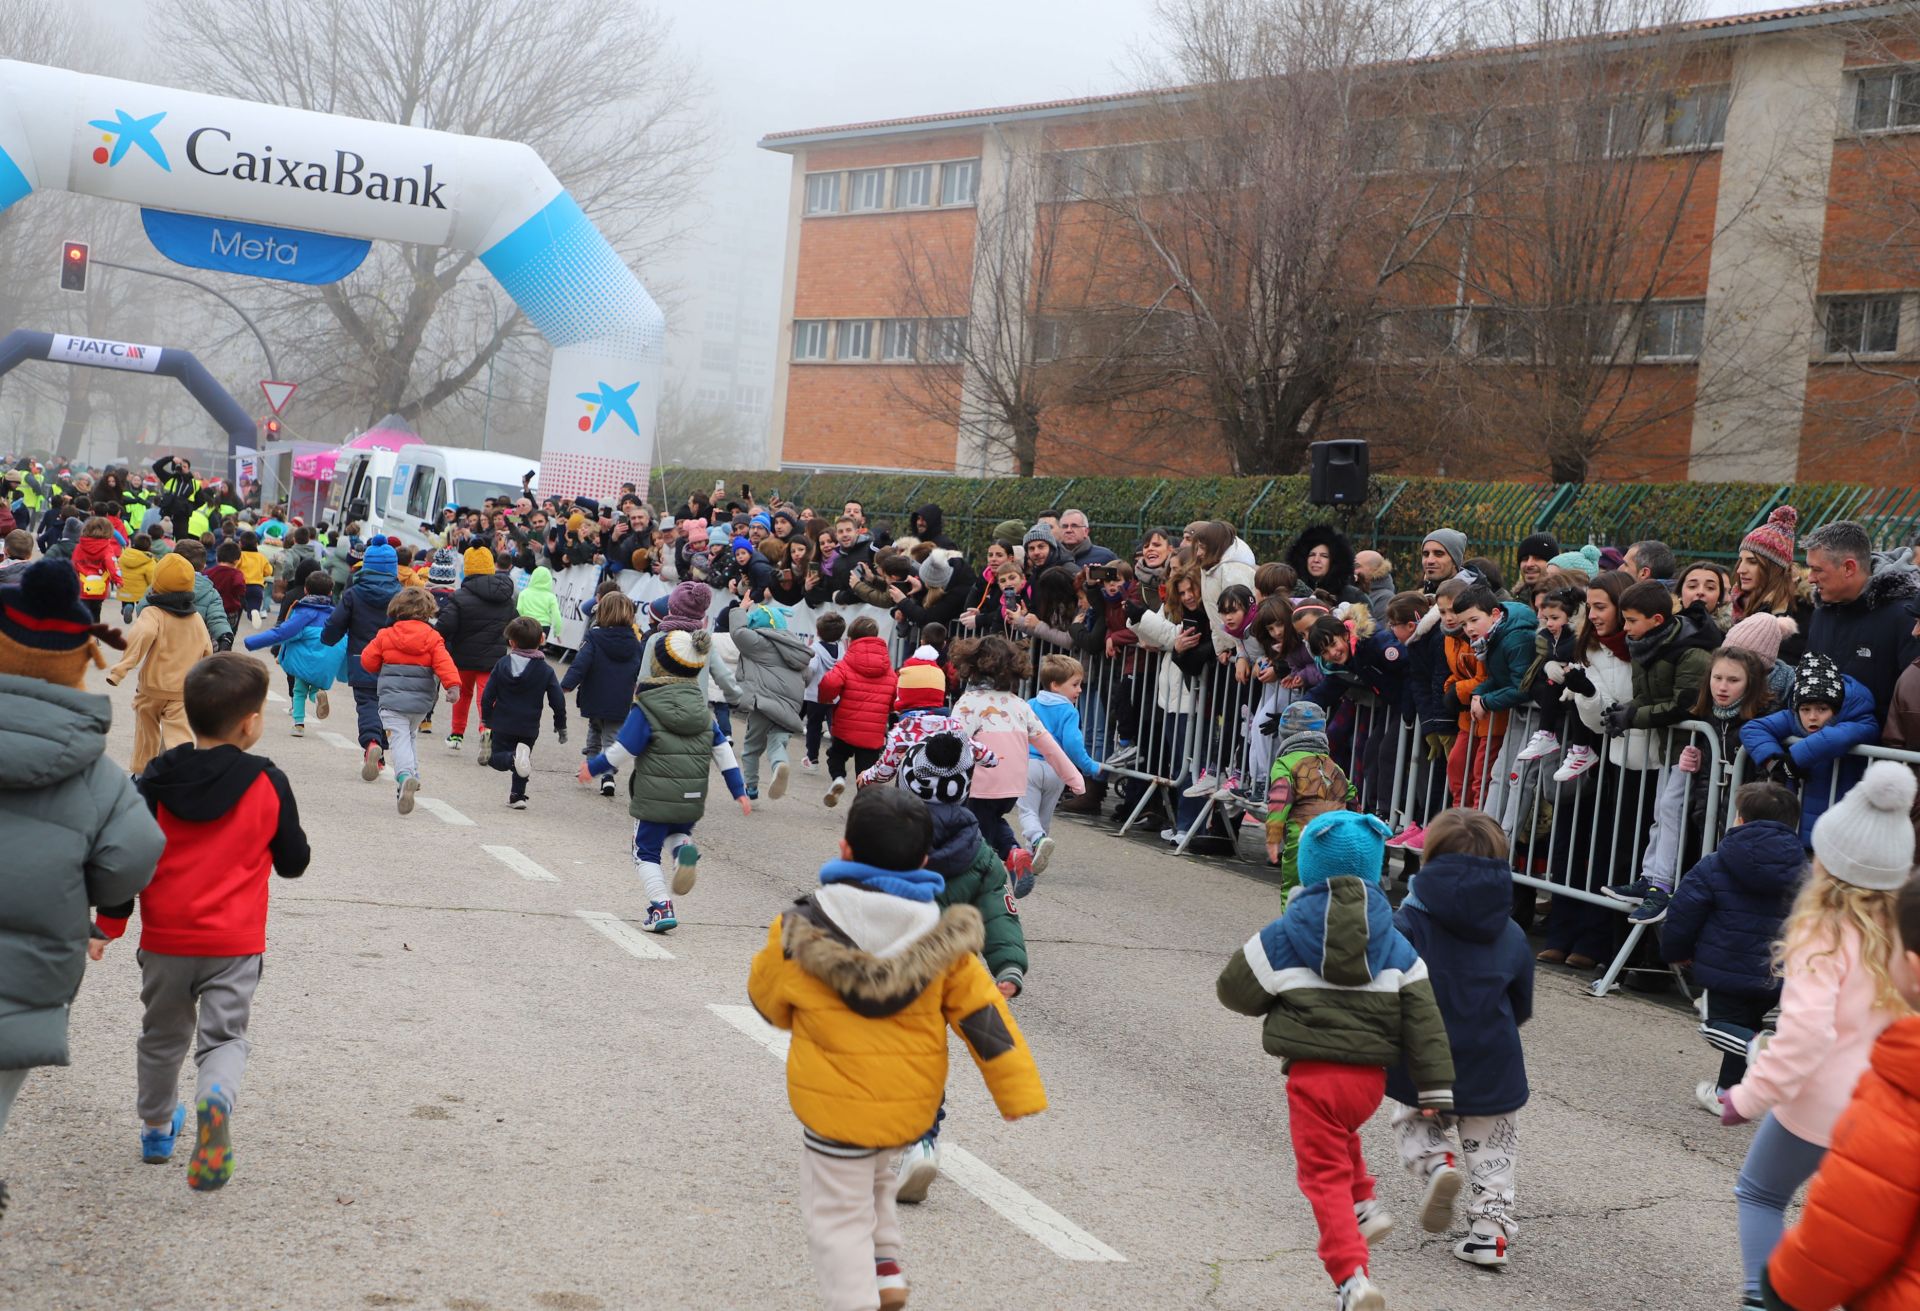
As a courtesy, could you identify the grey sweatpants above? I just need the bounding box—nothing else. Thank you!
[583,717,622,777]
[741,713,792,794]
[380,709,426,785]
[137,952,262,1123]
[1018,757,1066,845]
[0,1066,27,1140]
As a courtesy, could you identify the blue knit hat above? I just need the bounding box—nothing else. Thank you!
[1297,811,1392,887]
[1277,702,1327,736]
[361,540,397,576]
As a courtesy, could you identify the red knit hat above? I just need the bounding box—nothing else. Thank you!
[1739,505,1797,571]
[894,646,947,711]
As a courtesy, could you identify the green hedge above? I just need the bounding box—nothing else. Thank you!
[649,467,1920,575]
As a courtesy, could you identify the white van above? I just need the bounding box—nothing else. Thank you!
[330,446,537,551]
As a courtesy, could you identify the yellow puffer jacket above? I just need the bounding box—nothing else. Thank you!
[748,900,1047,1148]
[116,548,156,603]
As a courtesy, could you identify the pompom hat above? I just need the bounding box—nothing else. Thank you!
[1792,653,1845,711]
[0,558,126,688]
[1297,810,1393,887]
[644,629,709,684]
[1811,759,1916,890]
[901,728,979,805]
[894,645,948,711]
[1547,544,1602,577]
[1721,613,1796,670]
[1740,505,1798,572]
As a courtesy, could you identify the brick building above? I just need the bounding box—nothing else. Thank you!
[759,0,1920,484]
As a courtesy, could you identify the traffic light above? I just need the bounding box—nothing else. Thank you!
[263,418,282,442]
[60,241,89,293]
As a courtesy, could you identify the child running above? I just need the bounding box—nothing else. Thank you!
[106,553,213,772]
[1719,761,1917,1310]
[1385,809,1533,1269]
[92,653,311,1191]
[801,610,845,770]
[818,615,897,807]
[728,600,810,801]
[237,530,272,625]
[436,545,516,757]
[562,592,645,798]
[1216,809,1454,1311]
[358,589,463,815]
[951,636,1082,880]
[1017,655,1100,889]
[580,628,748,932]
[482,616,566,811]
[1263,702,1357,894]
[116,532,156,625]
[243,573,340,738]
[748,786,1046,1311]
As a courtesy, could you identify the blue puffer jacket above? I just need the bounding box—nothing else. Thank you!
[1027,690,1099,778]
[1738,674,1879,843]
[321,544,401,688]
[244,595,343,689]
[561,623,644,723]
[1386,853,1534,1117]
[1660,819,1804,995]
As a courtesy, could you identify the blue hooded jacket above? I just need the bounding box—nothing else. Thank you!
[1385,853,1533,1116]
[1660,819,1804,995]
[244,594,344,689]
[561,622,644,722]
[321,541,401,688]
[1026,689,1099,778]
[1738,673,1879,842]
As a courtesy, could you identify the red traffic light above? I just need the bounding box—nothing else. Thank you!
[59,240,89,292]
[263,418,282,441]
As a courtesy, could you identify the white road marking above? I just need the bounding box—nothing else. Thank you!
[483,844,558,882]
[705,1004,1126,1263]
[317,730,358,751]
[577,909,675,960]
[266,688,287,703]
[414,796,474,827]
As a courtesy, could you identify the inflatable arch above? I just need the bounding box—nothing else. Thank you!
[0,60,664,500]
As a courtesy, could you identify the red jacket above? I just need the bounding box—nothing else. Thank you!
[97,744,310,956]
[360,617,461,687]
[1766,1017,1920,1311]
[70,534,121,590]
[817,634,898,749]
[205,562,246,612]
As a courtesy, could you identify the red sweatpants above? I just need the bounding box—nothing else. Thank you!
[451,668,489,736]
[1287,1061,1386,1285]
[1446,731,1503,810]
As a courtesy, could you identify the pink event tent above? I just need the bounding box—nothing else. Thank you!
[291,414,423,483]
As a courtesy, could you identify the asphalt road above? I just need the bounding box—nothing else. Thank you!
[2,648,1760,1311]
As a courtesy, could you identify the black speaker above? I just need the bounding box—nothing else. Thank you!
[1309,439,1369,507]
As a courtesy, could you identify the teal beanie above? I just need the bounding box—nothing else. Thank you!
[1297,810,1392,887]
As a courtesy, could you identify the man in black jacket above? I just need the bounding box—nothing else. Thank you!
[1805,519,1920,719]
[153,455,197,533]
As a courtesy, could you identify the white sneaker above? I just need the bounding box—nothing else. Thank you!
[892,1139,940,1204]
[1182,770,1219,798]
[1335,1269,1386,1311]
[1452,1223,1509,1267]
[1418,1160,1463,1232]
[512,743,531,778]
[1551,744,1600,782]
[507,797,527,810]
[1159,826,1181,844]
[824,777,847,808]
[290,722,305,738]
[1694,1080,1725,1116]
[1354,1198,1394,1243]
[397,773,419,816]
[1030,835,1056,876]
[1515,729,1561,762]
[767,761,790,801]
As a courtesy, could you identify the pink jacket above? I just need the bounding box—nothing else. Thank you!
[1729,921,1915,1146]
[954,687,1083,801]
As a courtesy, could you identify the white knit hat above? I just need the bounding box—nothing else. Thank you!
[1811,760,1918,891]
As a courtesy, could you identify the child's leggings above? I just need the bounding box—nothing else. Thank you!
[800,1142,902,1311]
[450,668,489,736]
[1286,1061,1385,1284]
[632,819,696,903]
[1017,758,1066,846]
[289,679,324,724]
[1391,1104,1519,1240]
[379,710,425,784]
[1446,731,1503,809]
[1734,1113,1826,1298]
[803,702,828,760]
[825,741,879,784]
[967,796,1019,860]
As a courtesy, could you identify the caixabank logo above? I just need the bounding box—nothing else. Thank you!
[576,380,641,435]
[88,104,449,210]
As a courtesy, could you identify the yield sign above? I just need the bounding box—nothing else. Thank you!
[259,380,298,414]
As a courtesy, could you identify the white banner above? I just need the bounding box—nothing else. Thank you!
[50,333,162,372]
[547,564,899,653]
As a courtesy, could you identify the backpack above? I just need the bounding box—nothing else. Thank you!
[78,567,109,599]
[1268,750,1350,824]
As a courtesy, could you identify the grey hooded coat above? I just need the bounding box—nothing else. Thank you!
[727,609,812,733]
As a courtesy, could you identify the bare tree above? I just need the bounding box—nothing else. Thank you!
[154,0,711,434]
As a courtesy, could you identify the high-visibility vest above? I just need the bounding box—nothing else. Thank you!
[187,506,211,538]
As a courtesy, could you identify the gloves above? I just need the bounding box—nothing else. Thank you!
[1602,704,1633,738]
[215,632,234,652]
[1259,710,1280,737]
[1124,601,1147,625]
[1560,666,1595,697]
[1424,731,1455,762]
[1764,754,1799,784]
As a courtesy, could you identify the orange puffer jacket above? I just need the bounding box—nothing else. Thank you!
[1442,631,1498,738]
[360,618,461,717]
[1765,1016,1920,1311]
[817,634,898,749]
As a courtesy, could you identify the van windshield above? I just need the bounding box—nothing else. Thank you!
[453,479,522,508]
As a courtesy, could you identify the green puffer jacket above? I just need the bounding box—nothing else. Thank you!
[0,675,164,1069]
[927,801,1027,993]
[1627,606,1719,731]
[627,679,715,825]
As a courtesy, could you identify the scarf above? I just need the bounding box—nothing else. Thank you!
[1625,620,1673,664]
[1278,729,1331,757]
[1711,701,1744,721]
[1596,627,1629,661]
[1468,607,1504,659]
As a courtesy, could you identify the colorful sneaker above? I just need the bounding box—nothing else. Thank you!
[672,843,700,896]
[1418,1158,1463,1232]
[445,733,462,751]
[314,690,329,720]
[1628,886,1672,924]
[1029,835,1056,877]
[1603,877,1656,906]
[768,761,790,800]
[599,775,617,798]
[360,741,383,782]
[824,777,847,808]
[186,1087,234,1191]
[1182,769,1219,798]
[1552,744,1600,782]
[892,1139,940,1204]
[1354,1197,1394,1243]
[290,722,305,738]
[140,1103,186,1163]
[1335,1269,1386,1311]
[1007,847,1036,898]
[512,743,531,777]
[396,771,419,816]
[643,900,677,934]
[1515,729,1562,762]
[1222,768,1243,793]
[1384,823,1424,850]
[875,1256,909,1310]
[1452,1222,1509,1267]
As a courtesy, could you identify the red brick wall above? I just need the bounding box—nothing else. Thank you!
[782,366,962,471]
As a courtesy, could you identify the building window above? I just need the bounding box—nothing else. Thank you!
[1486,111,1533,165]
[927,317,968,361]
[1638,301,1706,359]
[894,164,932,208]
[1823,295,1901,355]
[1422,118,1470,170]
[1353,119,1399,173]
[1576,99,1650,158]
[881,318,918,361]
[1398,307,1458,358]
[1664,86,1730,150]
[849,169,887,212]
[803,172,841,215]
[835,319,874,361]
[1472,308,1534,361]
[1854,67,1920,132]
[1031,317,1067,362]
[704,308,736,335]
[940,159,979,206]
[792,320,829,360]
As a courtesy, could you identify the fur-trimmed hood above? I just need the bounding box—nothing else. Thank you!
[1837,556,1920,612]
[1287,524,1358,595]
[783,898,984,1018]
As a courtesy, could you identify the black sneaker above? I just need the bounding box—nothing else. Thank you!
[1603,876,1655,905]
[1628,886,1672,924]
